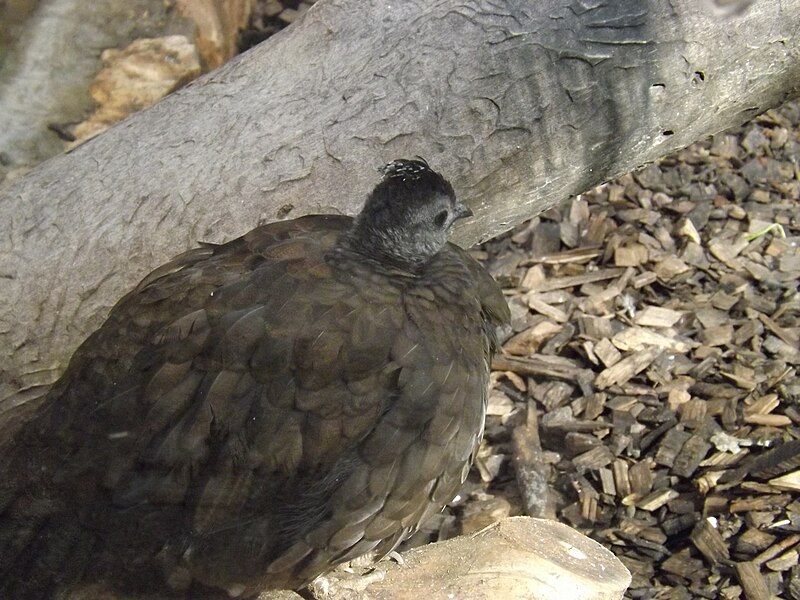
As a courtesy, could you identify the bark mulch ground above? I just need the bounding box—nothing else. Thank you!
[399,99,800,600]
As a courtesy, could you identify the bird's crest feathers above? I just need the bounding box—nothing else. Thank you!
[378,157,433,182]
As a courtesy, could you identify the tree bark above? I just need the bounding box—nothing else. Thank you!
[0,0,194,173]
[2,0,800,419]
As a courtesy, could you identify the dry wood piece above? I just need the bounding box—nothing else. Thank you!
[527,295,570,322]
[613,459,632,499]
[615,244,649,267]
[769,471,800,492]
[758,312,800,348]
[632,271,658,289]
[753,534,800,567]
[633,306,683,328]
[594,339,622,367]
[655,429,692,468]
[735,561,771,600]
[701,324,734,346]
[730,494,793,513]
[737,529,778,556]
[512,400,556,519]
[708,235,749,268]
[672,435,712,478]
[654,255,692,280]
[744,413,792,427]
[691,519,731,566]
[503,321,564,356]
[573,446,615,472]
[492,354,592,382]
[744,394,781,416]
[766,549,798,572]
[612,326,693,353]
[662,549,704,581]
[316,518,632,600]
[595,347,662,389]
[746,440,800,480]
[531,247,603,265]
[678,399,708,428]
[525,268,627,293]
[628,459,655,496]
[635,489,679,511]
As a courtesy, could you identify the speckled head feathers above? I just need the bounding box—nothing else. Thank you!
[378,157,435,181]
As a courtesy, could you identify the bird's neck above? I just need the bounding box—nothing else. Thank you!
[336,219,428,273]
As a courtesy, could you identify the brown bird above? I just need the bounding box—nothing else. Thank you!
[0,159,509,598]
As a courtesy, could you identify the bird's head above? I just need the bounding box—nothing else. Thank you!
[347,158,473,268]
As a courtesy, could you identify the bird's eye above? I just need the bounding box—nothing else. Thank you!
[433,210,449,228]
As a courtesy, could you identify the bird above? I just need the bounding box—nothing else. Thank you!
[0,158,510,598]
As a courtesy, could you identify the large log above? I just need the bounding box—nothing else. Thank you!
[2,0,799,419]
[0,0,192,173]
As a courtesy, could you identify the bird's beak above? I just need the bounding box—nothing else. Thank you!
[454,202,474,221]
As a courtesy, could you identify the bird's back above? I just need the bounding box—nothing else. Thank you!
[0,213,508,598]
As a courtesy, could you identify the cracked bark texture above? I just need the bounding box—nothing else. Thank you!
[1,0,800,427]
[0,0,193,173]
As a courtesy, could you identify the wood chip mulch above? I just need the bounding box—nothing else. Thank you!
[402,100,800,600]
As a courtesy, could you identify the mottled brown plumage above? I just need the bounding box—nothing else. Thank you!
[0,160,509,598]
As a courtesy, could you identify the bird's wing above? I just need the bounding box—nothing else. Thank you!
[263,246,508,587]
[0,214,410,593]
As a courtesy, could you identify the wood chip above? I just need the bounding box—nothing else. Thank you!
[628,459,654,495]
[655,429,692,468]
[520,264,546,290]
[672,434,712,478]
[730,494,792,513]
[675,217,702,244]
[636,489,678,511]
[595,346,662,389]
[530,246,602,265]
[754,534,800,566]
[743,414,792,427]
[765,550,798,571]
[492,354,590,382]
[634,306,683,328]
[632,271,658,288]
[758,312,800,348]
[573,445,615,472]
[524,267,626,293]
[612,327,692,353]
[768,471,800,492]
[503,321,563,355]
[594,338,622,367]
[735,561,771,600]
[744,394,781,416]
[678,399,708,428]
[615,244,649,266]
[599,468,616,495]
[654,256,692,280]
[526,296,569,322]
[692,519,731,565]
[737,528,777,556]
[701,324,734,346]
[709,235,749,268]
[613,459,631,499]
